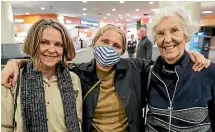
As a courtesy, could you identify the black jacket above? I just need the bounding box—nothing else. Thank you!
[69,58,153,132]
[145,51,215,132]
[136,37,153,60]
[127,40,137,53]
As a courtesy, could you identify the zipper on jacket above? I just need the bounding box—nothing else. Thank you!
[168,101,173,132]
[152,68,179,132]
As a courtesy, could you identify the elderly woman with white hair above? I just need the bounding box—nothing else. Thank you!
[145,5,215,131]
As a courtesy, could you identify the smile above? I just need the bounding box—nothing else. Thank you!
[163,45,176,51]
[44,55,57,59]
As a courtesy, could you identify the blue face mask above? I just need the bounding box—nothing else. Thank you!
[94,45,120,67]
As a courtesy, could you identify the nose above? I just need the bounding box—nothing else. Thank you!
[47,44,56,53]
[164,32,172,44]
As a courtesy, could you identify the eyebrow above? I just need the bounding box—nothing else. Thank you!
[41,38,63,43]
[172,25,179,28]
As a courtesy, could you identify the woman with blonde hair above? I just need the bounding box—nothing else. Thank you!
[1,19,82,132]
[2,22,210,131]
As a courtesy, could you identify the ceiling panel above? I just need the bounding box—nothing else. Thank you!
[10,1,215,24]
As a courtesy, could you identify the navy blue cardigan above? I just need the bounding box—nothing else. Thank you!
[146,51,215,131]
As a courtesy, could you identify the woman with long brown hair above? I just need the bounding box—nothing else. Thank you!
[1,19,82,132]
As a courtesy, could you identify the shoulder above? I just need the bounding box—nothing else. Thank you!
[192,62,215,85]
[69,71,82,91]
[69,71,80,80]
[68,60,95,73]
[204,62,215,80]
[146,38,153,44]
[119,58,153,71]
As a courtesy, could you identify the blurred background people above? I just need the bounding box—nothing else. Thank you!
[127,34,137,58]
[136,27,153,60]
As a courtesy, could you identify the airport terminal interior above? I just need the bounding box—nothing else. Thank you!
[1,1,215,132]
[1,1,215,65]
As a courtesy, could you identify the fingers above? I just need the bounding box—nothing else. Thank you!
[205,59,211,68]
[195,60,205,72]
[192,59,204,72]
[189,53,196,63]
[1,72,14,88]
[190,50,210,72]
[12,70,19,87]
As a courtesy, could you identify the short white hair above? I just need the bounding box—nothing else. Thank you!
[147,5,199,43]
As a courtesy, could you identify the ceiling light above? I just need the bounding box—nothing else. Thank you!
[112,8,116,11]
[112,22,115,24]
[135,9,139,11]
[118,15,121,17]
[133,16,140,19]
[26,12,29,15]
[151,9,159,12]
[115,20,118,21]
[126,14,130,16]
[100,19,103,22]
[107,13,110,16]
[66,20,72,24]
[83,13,86,15]
[120,17,123,19]
[41,7,45,10]
[202,11,213,14]
[83,8,87,11]
[126,19,131,22]
[82,0,87,3]
[103,17,107,19]
[120,1,124,4]
[149,2,154,4]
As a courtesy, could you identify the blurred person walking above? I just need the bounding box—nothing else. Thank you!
[127,34,137,58]
[136,27,153,60]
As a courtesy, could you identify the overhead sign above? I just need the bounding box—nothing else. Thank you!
[80,19,98,27]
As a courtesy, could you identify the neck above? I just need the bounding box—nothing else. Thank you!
[41,67,56,80]
[96,62,113,72]
[163,51,185,65]
[141,36,146,40]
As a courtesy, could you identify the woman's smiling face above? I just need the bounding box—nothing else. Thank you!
[155,15,187,64]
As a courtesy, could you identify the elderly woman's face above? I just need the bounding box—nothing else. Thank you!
[38,27,64,69]
[94,29,123,55]
[155,15,187,64]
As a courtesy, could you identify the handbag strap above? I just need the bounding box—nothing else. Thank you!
[83,70,114,103]
[12,70,20,132]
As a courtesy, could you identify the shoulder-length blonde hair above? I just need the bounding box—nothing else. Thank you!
[23,18,75,71]
[92,24,127,54]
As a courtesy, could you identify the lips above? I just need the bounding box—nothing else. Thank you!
[44,55,56,59]
[163,45,176,51]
